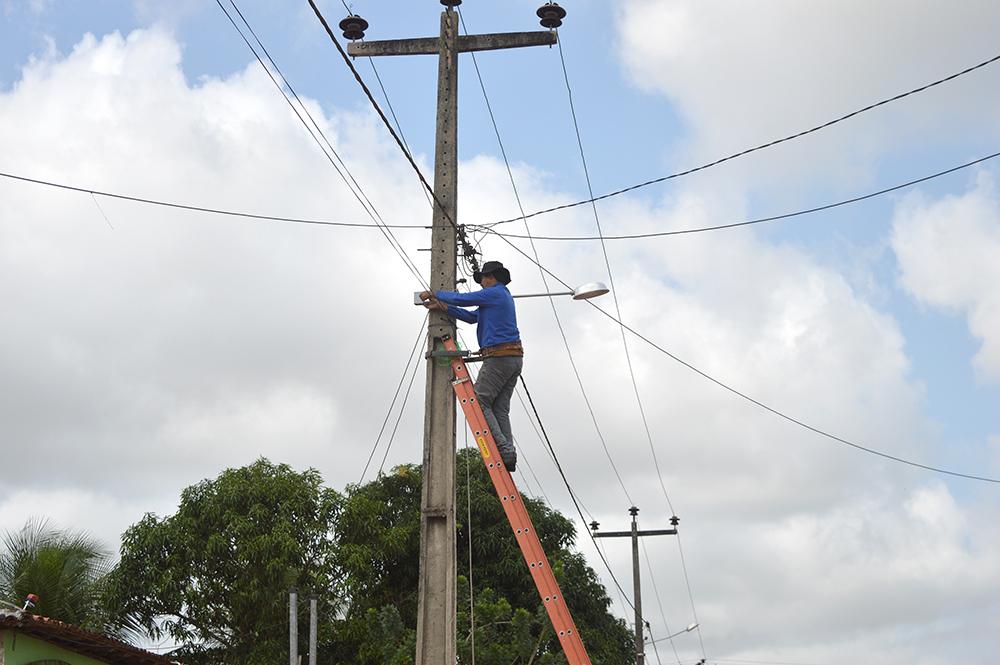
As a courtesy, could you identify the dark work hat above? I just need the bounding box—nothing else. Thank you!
[473,260,511,285]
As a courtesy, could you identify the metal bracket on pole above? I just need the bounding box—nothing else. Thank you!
[423,507,449,519]
[426,349,471,359]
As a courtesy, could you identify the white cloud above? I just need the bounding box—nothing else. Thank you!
[616,0,1000,196]
[2,0,52,17]
[0,488,176,553]
[0,28,434,498]
[1,26,998,665]
[686,483,999,660]
[892,171,1000,380]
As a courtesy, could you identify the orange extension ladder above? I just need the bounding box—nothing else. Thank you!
[442,336,592,665]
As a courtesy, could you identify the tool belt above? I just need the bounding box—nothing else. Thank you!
[479,341,524,358]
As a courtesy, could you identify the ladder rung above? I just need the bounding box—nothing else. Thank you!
[445,337,592,665]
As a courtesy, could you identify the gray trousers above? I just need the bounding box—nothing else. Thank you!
[474,356,523,457]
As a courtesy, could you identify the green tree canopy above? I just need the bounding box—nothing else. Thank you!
[333,448,633,664]
[0,519,117,633]
[109,459,343,665]
[111,452,632,664]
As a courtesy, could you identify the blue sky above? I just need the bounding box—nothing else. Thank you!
[2,1,1000,663]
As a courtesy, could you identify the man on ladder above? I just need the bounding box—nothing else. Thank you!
[420,260,522,472]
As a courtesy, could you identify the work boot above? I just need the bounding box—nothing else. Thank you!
[500,448,517,473]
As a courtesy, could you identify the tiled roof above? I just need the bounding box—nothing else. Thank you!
[0,610,182,665]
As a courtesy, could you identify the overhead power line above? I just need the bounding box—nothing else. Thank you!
[556,33,706,660]
[305,0,481,274]
[642,540,684,665]
[216,0,428,287]
[490,232,1000,484]
[474,150,1000,241]
[555,33,676,512]
[0,170,426,229]
[482,50,1000,228]
[518,374,637,610]
[358,314,428,485]
[454,7,635,506]
[376,343,424,478]
[8,140,993,249]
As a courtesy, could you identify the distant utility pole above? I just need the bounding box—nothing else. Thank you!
[344,3,557,664]
[308,595,318,665]
[591,507,679,665]
[288,588,298,665]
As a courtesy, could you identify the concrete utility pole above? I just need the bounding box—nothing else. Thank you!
[592,507,679,665]
[288,588,298,665]
[308,595,317,665]
[347,4,556,664]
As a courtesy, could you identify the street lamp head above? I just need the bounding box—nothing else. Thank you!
[571,282,609,300]
[648,621,700,645]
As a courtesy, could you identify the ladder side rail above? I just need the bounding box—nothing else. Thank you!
[454,379,590,664]
[448,344,592,665]
[456,392,574,628]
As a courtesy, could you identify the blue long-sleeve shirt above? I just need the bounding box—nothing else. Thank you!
[435,284,520,350]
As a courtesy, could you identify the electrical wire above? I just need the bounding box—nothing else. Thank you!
[481,50,1000,228]
[557,33,705,658]
[463,426,477,664]
[474,150,1000,241]
[358,314,428,485]
[0,170,427,229]
[674,535,705,656]
[645,623,665,665]
[519,373,636,610]
[443,22,642,626]
[217,0,428,288]
[375,343,424,477]
[364,56,434,211]
[453,322,617,646]
[456,7,634,506]
[517,446,551,505]
[505,396,636,620]
[12,147,995,250]
[642,539,683,665]
[491,232,1000,484]
[556,34,676,514]
[305,0,481,275]
[90,192,114,230]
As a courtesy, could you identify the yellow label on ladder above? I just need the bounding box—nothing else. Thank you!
[477,436,490,458]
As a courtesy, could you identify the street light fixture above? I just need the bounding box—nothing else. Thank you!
[646,622,699,646]
[414,282,610,305]
[512,282,610,300]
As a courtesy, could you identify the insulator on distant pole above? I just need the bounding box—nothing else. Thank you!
[441,0,462,6]
[536,2,567,29]
[338,14,369,41]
